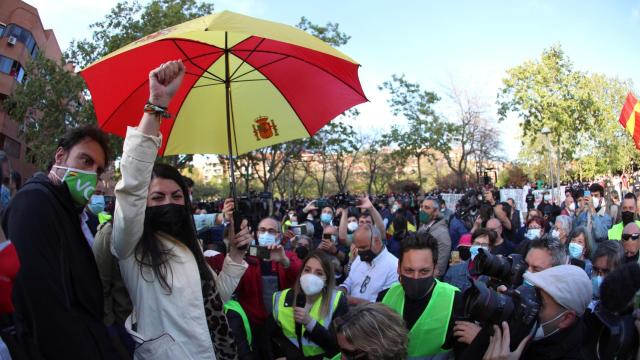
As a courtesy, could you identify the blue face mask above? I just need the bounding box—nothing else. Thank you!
[88,195,105,215]
[320,213,333,224]
[470,245,481,260]
[592,275,603,298]
[258,233,278,247]
[568,242,583,259]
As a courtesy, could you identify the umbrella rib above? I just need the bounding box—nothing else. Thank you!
[186,72,220,83]
[192,82,225,89]
[230,55,289,82]
[232,48,366,98]
[229,38,265,80]
[171,39,225,83]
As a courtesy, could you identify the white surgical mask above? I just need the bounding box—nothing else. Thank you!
[258,233,278,247]
[592,197,601,208]
[300,273,325,296]
[544,195,551,201]
[533,311,567,341]
[526,228,542,240]
[569,203,576,211]
[551,229,560,239]
[347,222,358,232]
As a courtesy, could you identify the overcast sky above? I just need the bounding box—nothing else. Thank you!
[24,0,640,161]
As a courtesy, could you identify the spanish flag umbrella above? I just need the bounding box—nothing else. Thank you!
[619,92,640,149]
[80,10,367,191]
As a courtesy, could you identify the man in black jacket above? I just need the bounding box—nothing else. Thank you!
[2,126,116,359]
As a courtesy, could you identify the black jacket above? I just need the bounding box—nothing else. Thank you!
[522,319,585,360]
[269,289,348,360]
[2,173,115,359]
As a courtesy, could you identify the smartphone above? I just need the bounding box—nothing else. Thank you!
[249,245,271,260]
[450,250,460,264]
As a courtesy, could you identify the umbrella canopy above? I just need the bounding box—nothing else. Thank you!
[80,10,367,157]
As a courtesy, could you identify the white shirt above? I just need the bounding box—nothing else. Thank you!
[340,247,398,302]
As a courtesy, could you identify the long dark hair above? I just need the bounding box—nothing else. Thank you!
[135,163,213,293]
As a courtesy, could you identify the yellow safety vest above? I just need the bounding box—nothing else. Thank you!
[608,221,640,240]
[272,288,342,357]
[98,211,112,224]
[382,280,458,358]
[223,300,252,349]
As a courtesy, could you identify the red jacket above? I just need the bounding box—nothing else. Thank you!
[0,242,19,314]
[207,251,302,326]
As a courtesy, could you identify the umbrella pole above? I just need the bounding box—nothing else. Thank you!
[224,31,237,200]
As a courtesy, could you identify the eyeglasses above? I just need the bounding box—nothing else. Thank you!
[257,228,279,235]
[360,275,371,294]
[622,233,640,241]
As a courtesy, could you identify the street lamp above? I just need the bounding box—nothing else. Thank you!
[541,127,555,200]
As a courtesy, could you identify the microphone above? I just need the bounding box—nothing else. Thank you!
[295,292,306,347]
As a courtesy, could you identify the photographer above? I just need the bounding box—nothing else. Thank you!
[302,201,335,244]
[575,183,613,243]
[483,265,592,360]
[378,232,463,359]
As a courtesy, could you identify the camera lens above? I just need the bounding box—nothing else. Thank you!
[464,280,514,325]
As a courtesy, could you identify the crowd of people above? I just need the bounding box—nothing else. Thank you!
[0,61,639,360]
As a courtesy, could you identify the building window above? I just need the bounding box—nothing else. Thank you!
[0,134,21,159]
[0,56,11,74]
[0,56,25,83]
[4,24,37,55]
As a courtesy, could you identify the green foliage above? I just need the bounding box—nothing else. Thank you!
[498,45,635,177]
[380,74,456,189]
[67,0,214,69]
[1,55,96,170]
[296,16,351,47]
[496,165,529,188]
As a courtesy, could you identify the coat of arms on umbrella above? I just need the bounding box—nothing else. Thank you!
[253,116,279,140]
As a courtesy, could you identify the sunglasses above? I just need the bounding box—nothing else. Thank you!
[621,233,640,241]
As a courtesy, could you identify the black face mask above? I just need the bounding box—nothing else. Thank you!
[625,252,639,263]
[622,211,636,226]
[358,248,378,263]
[459,247,471,261]
[400,275,434,300]
[145,203,190,239]
[295,246,309,260]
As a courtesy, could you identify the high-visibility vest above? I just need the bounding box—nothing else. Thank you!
[272,288,342,357]
[223,299,252,349]
[98,211,112,224]
[608,221,640,240]
[382,280,458,358]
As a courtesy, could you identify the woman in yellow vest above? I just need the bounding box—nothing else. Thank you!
[271,250,348,359]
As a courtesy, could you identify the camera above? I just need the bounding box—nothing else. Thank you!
[315,198,331,209]
[249,245,271,260]
[474,249,527,288]
[332,192,359,208]
[233,191,272,235]
[462,279,540,350]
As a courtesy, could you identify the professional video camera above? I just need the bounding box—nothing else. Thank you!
[461,248,539,350]
[474,248,527,289]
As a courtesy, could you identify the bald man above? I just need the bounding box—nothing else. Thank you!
[621,222,640,264]
[486,218,513,256]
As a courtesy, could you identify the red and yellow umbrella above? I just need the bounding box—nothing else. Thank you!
[80,10,367,158]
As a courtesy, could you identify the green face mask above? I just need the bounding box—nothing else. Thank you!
[53,166,98,206]
[419,210,432,224]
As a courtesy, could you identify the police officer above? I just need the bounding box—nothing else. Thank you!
[377,232,463,359]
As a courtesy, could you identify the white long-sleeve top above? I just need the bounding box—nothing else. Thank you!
[112,127,247,359]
